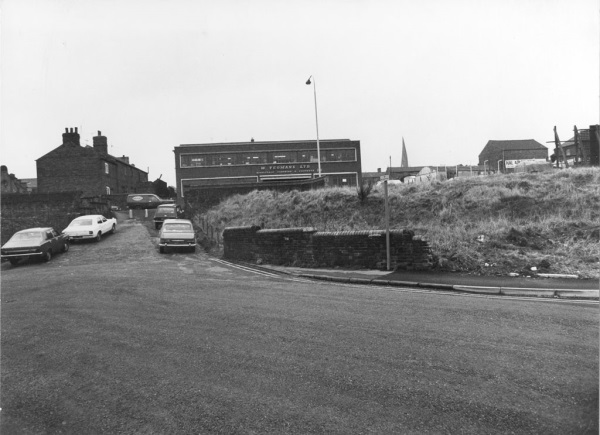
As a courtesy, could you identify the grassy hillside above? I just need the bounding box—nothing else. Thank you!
[201,167,600,278]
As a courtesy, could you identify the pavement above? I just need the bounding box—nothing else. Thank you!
[251,264,600,300]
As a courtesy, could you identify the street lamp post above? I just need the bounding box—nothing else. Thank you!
[306,76,322,177]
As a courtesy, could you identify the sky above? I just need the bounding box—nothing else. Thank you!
[1,0,598,187]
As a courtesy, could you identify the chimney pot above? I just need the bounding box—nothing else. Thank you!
[98,131,101,136]
[62,126,81,146]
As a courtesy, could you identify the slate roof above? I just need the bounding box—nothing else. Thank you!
[479,140,547,157]
[37,143,147,174]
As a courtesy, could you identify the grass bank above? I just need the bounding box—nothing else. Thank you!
[202,167,600,278]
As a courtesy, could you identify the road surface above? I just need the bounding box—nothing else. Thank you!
[1,218,597,434]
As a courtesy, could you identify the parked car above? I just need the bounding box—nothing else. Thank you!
[158,219,196,253]
[153,204,181,229]
[62,214,117,242]
[127,194,174,210]
[1,227,69,265]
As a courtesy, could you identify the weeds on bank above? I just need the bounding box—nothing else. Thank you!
[203,167,600,278]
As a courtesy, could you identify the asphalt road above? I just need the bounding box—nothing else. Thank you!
[1,218,598,434]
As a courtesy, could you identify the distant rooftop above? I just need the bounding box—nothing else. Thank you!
[480,139,547,156]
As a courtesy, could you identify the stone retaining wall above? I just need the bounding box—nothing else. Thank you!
[223,226,432,270]
[0,192,111,244]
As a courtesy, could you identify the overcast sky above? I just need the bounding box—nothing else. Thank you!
[1,0,598,187]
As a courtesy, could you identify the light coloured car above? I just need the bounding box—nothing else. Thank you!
[158,219,196,253]
[62,214,117,242]
[1,227,69,265]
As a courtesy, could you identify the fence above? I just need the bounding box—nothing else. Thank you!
[195,215,222,249]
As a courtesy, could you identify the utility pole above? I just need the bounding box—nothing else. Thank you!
[384,178,390,271]
[554,126,569,168]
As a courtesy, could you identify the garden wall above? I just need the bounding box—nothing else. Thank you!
[0,192,111,244]
[223,226,433,270]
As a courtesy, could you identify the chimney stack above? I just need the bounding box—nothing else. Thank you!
[93,130,108,154]
[62,127,80,146]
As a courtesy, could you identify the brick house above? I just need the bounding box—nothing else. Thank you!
[1,166,29,193]
[36,127,148,196]
[478,139,548,173]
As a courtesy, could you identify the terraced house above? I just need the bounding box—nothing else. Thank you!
[36,128,148,196]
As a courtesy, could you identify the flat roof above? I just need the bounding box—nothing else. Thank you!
[176,139,356,148]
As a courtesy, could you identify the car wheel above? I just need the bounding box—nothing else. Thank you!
[43,250,52,262]
[95,232,102,242]
[190,246,196,253]
[9,258,19,266]
[62,242,70,253]
[159,246,164,254]
[112,224,117,234]
[155,223,160,230]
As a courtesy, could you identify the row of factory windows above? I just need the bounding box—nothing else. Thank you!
[180,148,357,168]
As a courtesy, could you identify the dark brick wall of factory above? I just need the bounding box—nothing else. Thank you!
[223,226,433,270]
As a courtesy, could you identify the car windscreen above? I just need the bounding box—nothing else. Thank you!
[12,232,44,241]
[162,223,192,232]
[70,219,93,226]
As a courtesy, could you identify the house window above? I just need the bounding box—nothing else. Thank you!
[104,162,109,174]
[106,186,111,195]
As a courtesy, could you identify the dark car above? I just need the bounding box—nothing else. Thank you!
[126,194,174,210]
[158,219,196,253]
[153,204,181,229]
[1,227,69,265]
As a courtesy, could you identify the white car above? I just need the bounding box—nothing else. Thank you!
[62,214,117,242]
